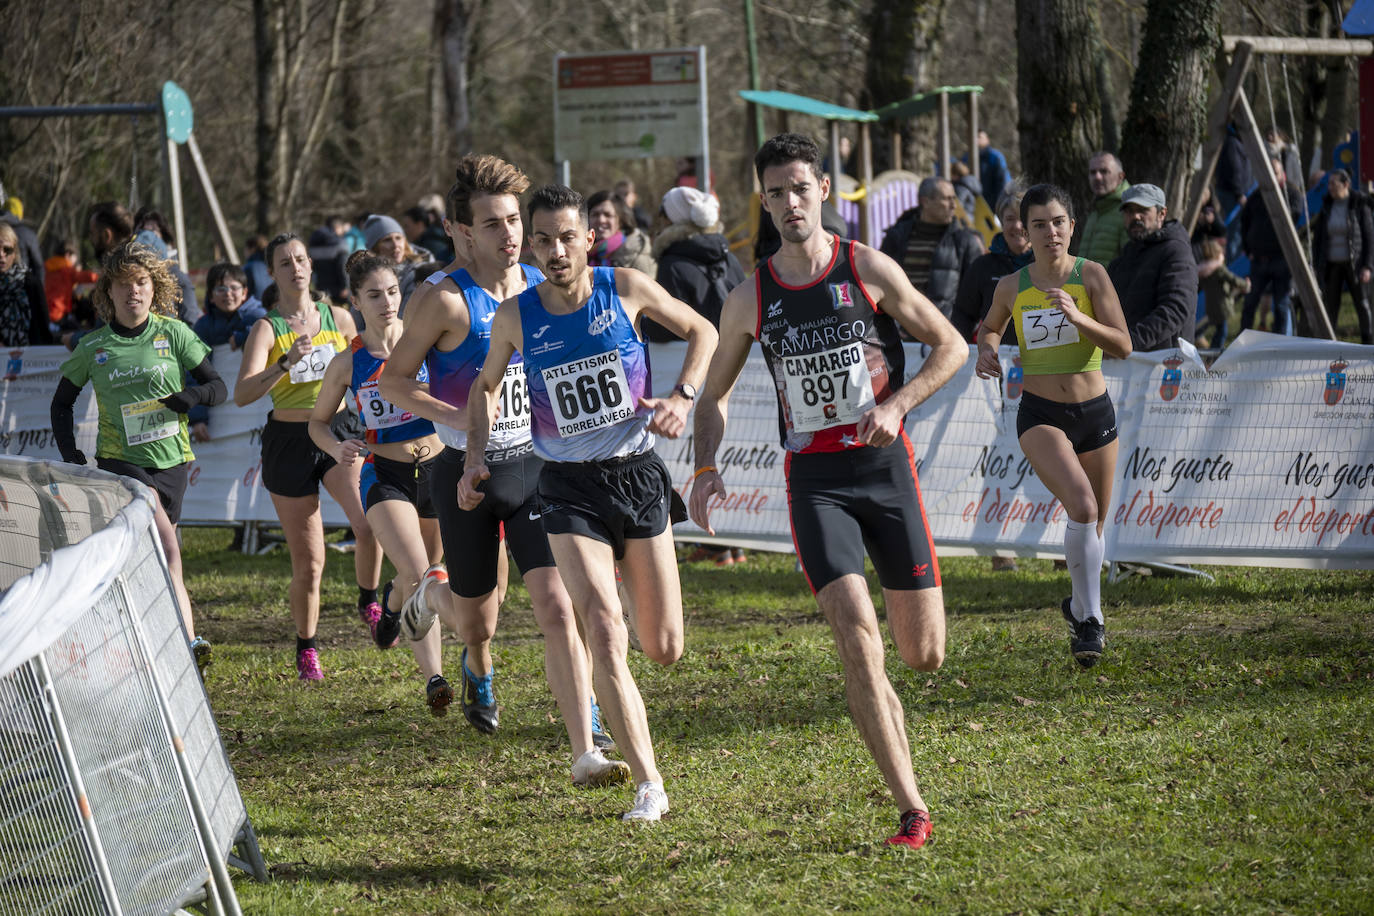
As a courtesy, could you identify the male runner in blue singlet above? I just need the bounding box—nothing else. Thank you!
[380,157,628,788]
[459,184,717,822]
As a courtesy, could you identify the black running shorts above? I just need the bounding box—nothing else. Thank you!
[96,457,190,525]
[431,445,554,598]
[260,414,336,498]
[1016,390,1118,454]
[537,450,675,560]
[360,452,439,517]
[785,435,940,594]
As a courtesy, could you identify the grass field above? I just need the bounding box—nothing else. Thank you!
[187,528,1374,914]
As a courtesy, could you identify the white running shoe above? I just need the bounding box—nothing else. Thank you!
[400,565,447,641]
[571,749,631,788]
[622,781,669,822]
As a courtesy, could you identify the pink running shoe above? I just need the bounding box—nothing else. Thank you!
[358,601,383,641]
[296,648,324,683]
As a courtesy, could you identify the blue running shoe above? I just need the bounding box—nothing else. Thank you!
[590,697,614,750]
[460,647,499,734]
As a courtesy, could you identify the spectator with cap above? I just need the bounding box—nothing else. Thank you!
[44,239,99,332]
[646,185,744,339]
[1106,183,1196,351]
[362,213,436,312]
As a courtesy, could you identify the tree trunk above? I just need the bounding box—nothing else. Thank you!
[1016,0,1107,210]
[1119,0,1223,214]
[253,0,281,235]
[862,0,950,174]
[435,0,476,156]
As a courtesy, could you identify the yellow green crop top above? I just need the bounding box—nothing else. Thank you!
[1012,257,1102,375]
[264,302,349,410]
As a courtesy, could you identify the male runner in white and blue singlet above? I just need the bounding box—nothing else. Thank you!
[459,184,717,821]
[379,157,629,788]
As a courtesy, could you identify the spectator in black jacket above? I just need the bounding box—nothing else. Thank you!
[953,189,1032,343]
[1311,169,1374,343]
[1240,155,1304,336]
[879,177,984,325]
[0,221,50,345]
[1216,123,1252,262]
[1106,183,1196,351]
[645,186,745,342]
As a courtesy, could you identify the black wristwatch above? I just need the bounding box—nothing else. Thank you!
[673,382,697,402]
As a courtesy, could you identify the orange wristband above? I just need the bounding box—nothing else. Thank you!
[692,465,717,481]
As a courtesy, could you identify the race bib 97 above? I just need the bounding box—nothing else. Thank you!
[541,350,634,438]
[288,343,336,384]
[781,341,875,433]
[120,398,178,447]
[357,380,414,430]
[1021,306,1080,350]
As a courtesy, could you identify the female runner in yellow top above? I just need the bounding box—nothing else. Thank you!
[975,184,1132,667]
[233,233,381,682]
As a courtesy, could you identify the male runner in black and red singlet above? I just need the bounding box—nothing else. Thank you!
[690,134,967,850]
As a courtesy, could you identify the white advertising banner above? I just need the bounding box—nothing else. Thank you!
[553,48,708,162]
[3,333,1371,568]
[1,345,349,526]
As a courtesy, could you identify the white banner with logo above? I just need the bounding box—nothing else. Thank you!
[3,333,1371,567]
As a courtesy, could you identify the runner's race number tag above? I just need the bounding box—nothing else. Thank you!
[1021,306,1080,350]
[357,380,414,430]
[121,398,179,446]
[288,343,336,384]
[494,363,531,433]
[782,341,875,433]
[542,349,634,438]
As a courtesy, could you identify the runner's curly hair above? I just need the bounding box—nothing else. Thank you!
[92,240,182,323]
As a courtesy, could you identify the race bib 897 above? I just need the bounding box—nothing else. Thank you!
[781,341,875,433]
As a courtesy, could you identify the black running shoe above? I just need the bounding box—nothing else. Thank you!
[460,648,499,734]
[1062,597,1104,668]
[374,582,401,649]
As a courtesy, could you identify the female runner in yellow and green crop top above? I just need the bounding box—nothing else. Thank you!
[233,233,382,682]
[975,184,1132,669]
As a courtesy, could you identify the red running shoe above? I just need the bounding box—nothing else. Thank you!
[886,809,932,849]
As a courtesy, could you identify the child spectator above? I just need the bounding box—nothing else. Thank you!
[44,239,99,330]
[1196,237,1247,349]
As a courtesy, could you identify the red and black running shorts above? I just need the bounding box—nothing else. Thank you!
[785,434,940,594]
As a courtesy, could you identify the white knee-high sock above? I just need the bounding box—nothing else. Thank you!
[1064,520,1104,623]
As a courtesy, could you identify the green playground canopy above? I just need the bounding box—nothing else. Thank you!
[737,86,983,122]
[737,90,876,122]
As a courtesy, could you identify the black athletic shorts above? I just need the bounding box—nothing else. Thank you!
[360,452,438,517]
[785,434,940,594]
[431,444,555,598]
[1016,390,1118,454]
[260,414,336,498]
[96,457,190,525]
[538,450,680,561]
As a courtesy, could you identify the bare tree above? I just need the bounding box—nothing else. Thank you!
[435,0,484,157]
[1120,0,1224,212]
